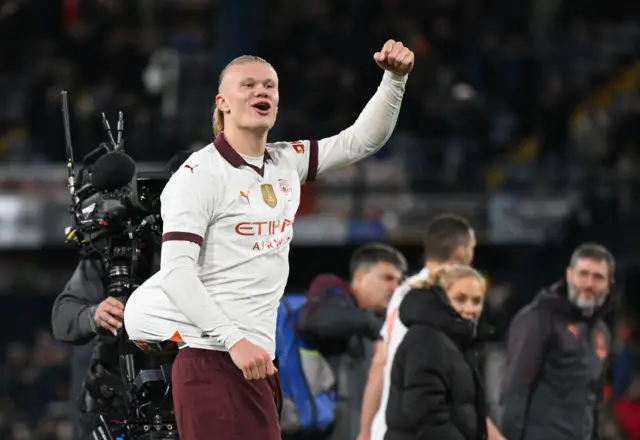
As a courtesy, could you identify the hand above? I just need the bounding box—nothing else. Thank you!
[487,417,506,440]
[356,432,371,440]
[374,40,414,76]
[94,296,125,336]
[229,338,277,380]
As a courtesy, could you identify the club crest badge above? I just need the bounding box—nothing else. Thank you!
[278,179,293,202]
[261,184,278,208]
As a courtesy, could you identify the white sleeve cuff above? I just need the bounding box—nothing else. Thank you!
[223,331,245,350]
[383,70,409,85]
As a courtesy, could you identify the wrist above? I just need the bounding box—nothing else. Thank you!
[87,305,99,334]
[383,70,408,84]
[224,332,246,351]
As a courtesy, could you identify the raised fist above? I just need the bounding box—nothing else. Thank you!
[374,40,414,76]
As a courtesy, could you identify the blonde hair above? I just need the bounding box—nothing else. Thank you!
[410,264,486,293]
[213,55,273,137]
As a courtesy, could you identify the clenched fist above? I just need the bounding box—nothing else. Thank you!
[374,40,414,77]
[229,338,278,380]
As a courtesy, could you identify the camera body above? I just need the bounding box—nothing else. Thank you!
[60,93,178,440]
[92,353,178,440]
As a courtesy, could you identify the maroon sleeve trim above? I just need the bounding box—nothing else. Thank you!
[306,140,319,183]
[162,232,204,246]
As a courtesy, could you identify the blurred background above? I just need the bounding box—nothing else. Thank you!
[0,0,638,438]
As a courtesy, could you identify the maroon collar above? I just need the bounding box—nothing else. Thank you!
[213,132,272,177]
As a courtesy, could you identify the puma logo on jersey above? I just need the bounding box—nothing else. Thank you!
[240,191,250,204]
[184,164,199,174]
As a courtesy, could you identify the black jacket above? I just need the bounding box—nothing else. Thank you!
[385,287,489,440]
[298,274,383,440]
[299,274,382,362]
[500,281,611,440]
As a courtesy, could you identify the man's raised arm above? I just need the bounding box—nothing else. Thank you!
[280,40,413,184]
[159,159,244,350]
[313,68,408,178]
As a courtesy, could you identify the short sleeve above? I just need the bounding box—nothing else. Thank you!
[160,159,215,245]
[278,140,319,184]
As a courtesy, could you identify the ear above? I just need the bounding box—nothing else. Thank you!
[352,267,365,284]
[452,244,465,262]
[215,94,230,113]
[565,267,572,282]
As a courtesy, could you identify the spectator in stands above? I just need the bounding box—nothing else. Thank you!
[501,243,615,440]
[614,377,640,440]
[385,265,491,440]
[298,243,407,440]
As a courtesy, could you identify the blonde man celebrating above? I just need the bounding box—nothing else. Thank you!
[124,40,414,440]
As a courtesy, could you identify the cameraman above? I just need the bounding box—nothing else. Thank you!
[51,256,130,439]
[51,151,191,440]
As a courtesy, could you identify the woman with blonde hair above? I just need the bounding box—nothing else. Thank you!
[385,265,491,440]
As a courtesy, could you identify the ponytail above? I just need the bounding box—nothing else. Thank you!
[409,264,485,292]
[426,270,446,288]
[213,107,224,136]
[410,270,447,290]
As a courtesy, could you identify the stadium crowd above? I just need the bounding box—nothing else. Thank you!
[0,0,636,191]
[0,0,638,439]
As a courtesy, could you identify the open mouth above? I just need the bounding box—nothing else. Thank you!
[252,101,271,115]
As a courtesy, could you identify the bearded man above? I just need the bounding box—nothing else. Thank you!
[500,243,615,440]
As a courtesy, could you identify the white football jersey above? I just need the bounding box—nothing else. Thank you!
[124,71,409,358]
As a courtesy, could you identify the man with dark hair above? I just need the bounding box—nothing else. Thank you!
[501,242,614,440]
[298,243,407,440]
[423,214,474,264]
[343,243,409,313]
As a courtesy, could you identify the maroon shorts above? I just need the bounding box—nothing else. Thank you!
[172,348,282,440]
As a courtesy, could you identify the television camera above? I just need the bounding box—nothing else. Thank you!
[60,91,178,440]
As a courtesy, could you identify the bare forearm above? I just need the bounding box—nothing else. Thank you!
[487,417,505,440]
[487,417,506,440]
[360,362,385,434]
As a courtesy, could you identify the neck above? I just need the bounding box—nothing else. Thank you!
[223,125,268,157]
[425,259,449,273]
